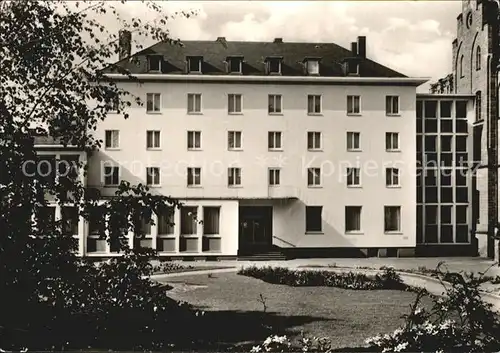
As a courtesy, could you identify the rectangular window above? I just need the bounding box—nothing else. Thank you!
[268,131,282,150]
[228,94,242,114]
[307,168,321,187]
[386,168,400,187]
[386,96,400,115]
[180,206,197,235]
[346,167,361,187]
[475,91,481,121]
[305,206,322,232]
[228,167,241,186]
[267,58,281,74]
[203,207,220,235]
[146,167,160,186]
[307,131,322,150]
[347,132,360,151]
[269,168,280,186]
[268,94,282,114]
[306,60,320,75]
[385,132,399,151]
[187,131,201,150]
[105,130,119,149]
[146,93,161,113]
[228,131,242,150]
[307,95,321,114]
[229,58,242,73]
[187,93,202,113]
[104,166,119,186]
[146,130,161,149]
[384,206,401,232]
[157,206,174,235]
[188,57,202,73]
[345,206,362,233]
[187,167,201,186]
[347,95,361,115]
[61,206,79,236]
[148,55,162,72]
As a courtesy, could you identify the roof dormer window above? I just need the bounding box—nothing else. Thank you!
[187,56,203,73]
[148,55,162,72]
[266,56,282,75]
[347,62,359,75]
[227,56,243,74]
[304,57,320,75]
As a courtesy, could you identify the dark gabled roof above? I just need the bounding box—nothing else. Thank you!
[106,39,407,78]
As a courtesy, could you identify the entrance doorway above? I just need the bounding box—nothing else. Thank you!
[239,206,273,254]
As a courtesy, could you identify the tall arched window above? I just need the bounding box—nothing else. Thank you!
[476,46,481,70]
[460,55,464,77]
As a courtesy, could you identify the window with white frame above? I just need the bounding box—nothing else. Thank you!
[268,168,280,186]
[307,131,321,150]
[345,206,362,232]
[228,131,242,150]
[187,56,202,73]
[307,95,321,114]
[307,167,321,186]
[228,167,241,186]
[148,55,162,72]
[187,131,201,150]
[266,58,282,74]
[346,167,361,187]
[146,93,161,113]
[187,167,201,186]
[268,131,282,150]
[347,95,361,115]
[105,130,119,149]
[385,132,400,151]
[384,206,401,232]
[203,207,220,235]
[386,96,400,115]
[103,166,119,186]
[347,132,360,151]
[187,93,202,113]
[146,167,160,186]
[268,94,282,114]
[306,60,320,75]
[228,57,242,74]
[305,206,322,232]
[386,168,400,187]
[146,130,161,149]
[228,94,242,114]
[157,205,174,235]
[180,206,197,235]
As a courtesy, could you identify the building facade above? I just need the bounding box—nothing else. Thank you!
[449,0,499,258]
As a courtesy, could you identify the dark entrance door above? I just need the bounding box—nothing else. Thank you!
[239,206,273,253]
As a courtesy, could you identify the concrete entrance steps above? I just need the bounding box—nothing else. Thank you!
[237,251,287,261]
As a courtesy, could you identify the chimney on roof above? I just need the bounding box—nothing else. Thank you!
[274,38,283,43]
[350,42,358,56]
[118,29,132,60]
[357,36,366,58]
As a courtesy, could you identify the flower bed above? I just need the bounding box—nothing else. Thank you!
[238,266,407,290]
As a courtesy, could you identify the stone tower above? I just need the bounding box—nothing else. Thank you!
[451,0,499,258]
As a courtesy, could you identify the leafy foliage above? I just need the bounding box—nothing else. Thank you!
[0,0,201,350]
[365,265,500,352]
[238,266,407,290]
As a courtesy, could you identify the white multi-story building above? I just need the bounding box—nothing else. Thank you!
[36,34,440,259]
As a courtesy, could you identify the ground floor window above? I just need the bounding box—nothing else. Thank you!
[305,206,322,233]
[384,206,401,233]
[345,206,362,233]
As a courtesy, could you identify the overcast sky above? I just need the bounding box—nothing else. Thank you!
[117,1,463,92]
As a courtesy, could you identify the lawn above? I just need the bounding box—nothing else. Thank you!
[158,272,433,350]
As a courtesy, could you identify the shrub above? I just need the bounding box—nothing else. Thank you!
[238,266,406,290]
[365,266,500,352]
